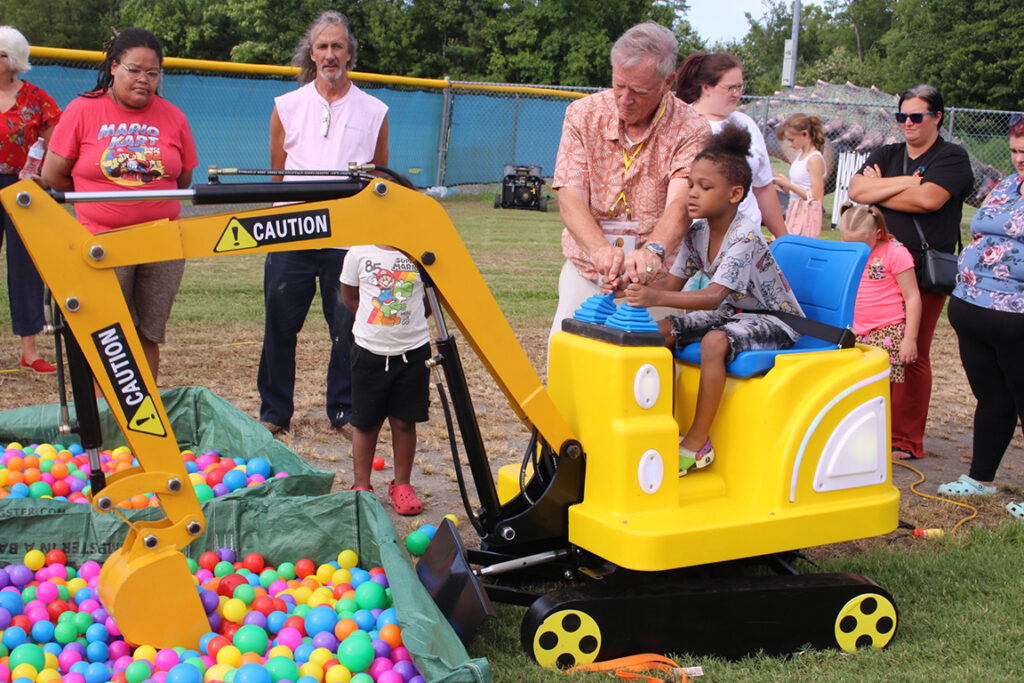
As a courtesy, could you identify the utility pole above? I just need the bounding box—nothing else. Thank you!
[781,0,801,88]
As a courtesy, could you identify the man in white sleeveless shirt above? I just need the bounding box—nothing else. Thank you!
[258,11,389,437]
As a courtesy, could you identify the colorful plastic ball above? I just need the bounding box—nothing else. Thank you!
[193,484,216,503]
[349,674,374,683]
[2,625,27,649]
[264,657,299,683]
[166,663,203,683]
[391,660,417,682]
[233,625,269,655]
[416,525,437,541]
[23,550,46,571]
[371,456,385,471]
[124,660,152,683]
[304,605,339,638]
[246,458,272,480]
[323,665,352,683]
[222,470,248,492]
[336,637,374,674]
[154,649,180,671]
[353,582,387,611]
[228,663,270,683]
[368,659,394,679]
[404,531,430,556]
[9,643,46,671]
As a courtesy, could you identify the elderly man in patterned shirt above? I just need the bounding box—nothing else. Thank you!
[550,21,711,338]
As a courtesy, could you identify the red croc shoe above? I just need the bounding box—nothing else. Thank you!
[388,480,422,516]
[21,356,56,374]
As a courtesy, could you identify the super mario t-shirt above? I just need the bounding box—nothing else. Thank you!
[341,245,431,356]
[48,92,197,233]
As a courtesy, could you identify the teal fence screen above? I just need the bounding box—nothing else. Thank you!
[28,64,577,187]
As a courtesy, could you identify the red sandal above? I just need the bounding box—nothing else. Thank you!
[349,485,374,493]
[388,480,422,516]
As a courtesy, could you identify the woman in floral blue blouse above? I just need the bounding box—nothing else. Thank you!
[938,114,1024,519]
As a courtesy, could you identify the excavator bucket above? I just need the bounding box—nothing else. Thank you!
[99,545,209,648]
[416,519,496,644]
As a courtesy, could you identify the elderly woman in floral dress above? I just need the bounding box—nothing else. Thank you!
[938,113,1024,518]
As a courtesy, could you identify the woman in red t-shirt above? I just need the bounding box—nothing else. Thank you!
[43,28,197,381]
[1,25,61,374]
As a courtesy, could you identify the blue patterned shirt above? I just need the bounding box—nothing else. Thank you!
[953,174,1024,312]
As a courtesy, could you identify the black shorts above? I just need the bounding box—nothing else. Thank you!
[350,342,431,429]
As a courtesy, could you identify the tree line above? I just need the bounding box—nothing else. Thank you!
[3,0,1020,110]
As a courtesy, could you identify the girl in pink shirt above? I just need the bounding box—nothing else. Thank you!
[840,203,922,390]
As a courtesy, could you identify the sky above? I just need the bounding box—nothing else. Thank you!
[687,0,774,46]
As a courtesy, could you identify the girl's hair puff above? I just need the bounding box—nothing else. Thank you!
[775,113,825,152]
[839,202,891,241]
[694,122,752,200]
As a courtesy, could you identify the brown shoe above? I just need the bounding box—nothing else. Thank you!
[260,421,286,436]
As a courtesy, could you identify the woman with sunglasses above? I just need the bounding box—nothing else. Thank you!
[675,52,787,240]
[849,84,973,460]
[936,114,1024,514]
[43,28,197,381]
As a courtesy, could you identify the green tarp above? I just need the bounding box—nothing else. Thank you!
[0,385,335,499]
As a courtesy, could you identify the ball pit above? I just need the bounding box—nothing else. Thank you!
[0,548,424,683]
[1,442,288,505]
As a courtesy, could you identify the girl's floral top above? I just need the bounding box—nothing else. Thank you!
[953,173,1024,312]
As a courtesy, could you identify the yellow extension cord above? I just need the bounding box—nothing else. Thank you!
[893,460,978,534]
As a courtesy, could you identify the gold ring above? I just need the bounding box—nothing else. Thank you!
[645,266,654,273]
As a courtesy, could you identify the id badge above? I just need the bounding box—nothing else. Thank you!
[600,219,640,253]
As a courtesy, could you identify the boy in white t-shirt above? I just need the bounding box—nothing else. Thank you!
[340,245,432,515]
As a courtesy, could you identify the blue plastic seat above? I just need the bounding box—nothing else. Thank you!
[674,235,870,377]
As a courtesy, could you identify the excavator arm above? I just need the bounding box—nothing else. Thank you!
[0,177,578,647]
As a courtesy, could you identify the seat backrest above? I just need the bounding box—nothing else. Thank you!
[770,235,869,329]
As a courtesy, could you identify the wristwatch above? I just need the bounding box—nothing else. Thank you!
[643,242,666,262]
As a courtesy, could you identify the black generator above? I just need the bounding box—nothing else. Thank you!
[494,164,549,211]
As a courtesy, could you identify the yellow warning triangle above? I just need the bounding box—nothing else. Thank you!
[128,396,166,436]
[214,218,259,252]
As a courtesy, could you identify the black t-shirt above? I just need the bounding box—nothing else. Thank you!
[859,137,973,269]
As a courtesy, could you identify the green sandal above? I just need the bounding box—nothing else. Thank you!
[1008,501,1024,520]
[679,438,715,476]
[936,474,996,497]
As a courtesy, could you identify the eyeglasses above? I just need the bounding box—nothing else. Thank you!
[894,111,938,125]
[716,82,744,96]
[119,63,161,80]
[320,104,331,137]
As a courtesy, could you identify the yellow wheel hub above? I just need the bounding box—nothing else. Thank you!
[834,592,897,651]
[531,609,602,669]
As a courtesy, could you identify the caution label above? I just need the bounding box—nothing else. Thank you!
[214,208,331,252]
[92,324,166,437]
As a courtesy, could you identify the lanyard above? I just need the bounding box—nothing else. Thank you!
[608,99,669,220]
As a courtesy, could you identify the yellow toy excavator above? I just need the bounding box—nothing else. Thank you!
[1,172,899,664]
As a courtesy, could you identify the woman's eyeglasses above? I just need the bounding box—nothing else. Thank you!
[118,63,161,80]
[894,111,938,125]
[716,82,744,96]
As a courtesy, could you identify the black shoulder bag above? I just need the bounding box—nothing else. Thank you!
[905,149,960,294]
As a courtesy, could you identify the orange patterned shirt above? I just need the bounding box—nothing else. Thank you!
[553,90,710,281]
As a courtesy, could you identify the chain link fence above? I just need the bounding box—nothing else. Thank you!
[24,54,1023,197]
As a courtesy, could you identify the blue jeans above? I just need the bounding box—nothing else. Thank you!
[257,249,354,428]
[2,174,45,338]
